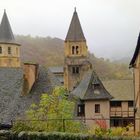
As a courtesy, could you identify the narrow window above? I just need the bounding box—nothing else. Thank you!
[95,104,100,113]
[76,67,79,74]
[72,46,75,54]
[77,104,85,116]
[72,66,79,74]
[76,46,79,54]
[8,47,11,54]
[0,46,2,54]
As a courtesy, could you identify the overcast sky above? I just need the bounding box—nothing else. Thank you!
[0,0,140,59]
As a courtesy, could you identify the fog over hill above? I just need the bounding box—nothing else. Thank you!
[16,35,132,80]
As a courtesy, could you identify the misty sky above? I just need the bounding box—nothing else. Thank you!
[0,0,140,60]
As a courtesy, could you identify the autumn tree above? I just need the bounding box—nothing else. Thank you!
[12,87,87,133]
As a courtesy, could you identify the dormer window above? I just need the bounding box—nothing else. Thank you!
[0,46,2,54]
[8,47,11,54]
[94,89,100,95]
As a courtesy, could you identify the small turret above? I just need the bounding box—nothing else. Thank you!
[0,10,21,67]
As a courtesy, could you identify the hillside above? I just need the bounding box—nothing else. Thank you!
[16,35,64,66]
[16,35,132,79]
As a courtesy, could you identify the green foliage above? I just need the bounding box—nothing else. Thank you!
[12,87,86,133]
[90,125,134,137]
[0,131,140,140]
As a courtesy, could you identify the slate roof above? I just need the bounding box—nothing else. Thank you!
[0,68,23,123]
[71,70,113,100]
[0,10,18,44]
[129,33,140,67]
[102,80,134,101]
[0,66,61,124]
[48,66,64,73]
[65,9,86,42]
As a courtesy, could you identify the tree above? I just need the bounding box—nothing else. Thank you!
[12,87,87,133]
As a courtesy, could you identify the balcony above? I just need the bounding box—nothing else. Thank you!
[110,107,134,117]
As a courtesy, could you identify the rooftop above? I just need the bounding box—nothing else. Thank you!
[71,70,113,101]
[65,9,86,42]
[0,10,18,44]
[103,79,134,101]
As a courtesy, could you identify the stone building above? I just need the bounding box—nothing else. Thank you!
[0,9,134,130]
[64,8,92,91]
[130,33,140,133]
[58,9,134,129]
[0,10,20,67]
[0,10,61,124]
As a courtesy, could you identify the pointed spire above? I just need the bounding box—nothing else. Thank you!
[65,8,86,42]
[74,7,76,12]
[0,10,16,43]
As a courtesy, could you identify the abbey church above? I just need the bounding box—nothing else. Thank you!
[0,9,137,132]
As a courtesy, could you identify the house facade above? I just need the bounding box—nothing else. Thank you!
[130,33,140,133]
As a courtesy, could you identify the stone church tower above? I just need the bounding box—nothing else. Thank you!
[64,9,92,91]
[0,10,21,67]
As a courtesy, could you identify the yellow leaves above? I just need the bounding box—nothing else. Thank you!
[13,86,86,133]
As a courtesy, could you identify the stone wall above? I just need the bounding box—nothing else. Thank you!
[0,43,20,67]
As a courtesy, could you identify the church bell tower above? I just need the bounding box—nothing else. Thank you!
[0,10,21,67]
[64,8,92,91]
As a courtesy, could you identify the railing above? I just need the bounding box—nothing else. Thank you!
[110,110,134,117]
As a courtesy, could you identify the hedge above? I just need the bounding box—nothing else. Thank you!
[0,130,140,140]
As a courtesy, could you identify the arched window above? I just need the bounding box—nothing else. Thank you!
[8,47,11,54]
[0,46,2,54]
[76,46,79,54]
[72,46,75,54]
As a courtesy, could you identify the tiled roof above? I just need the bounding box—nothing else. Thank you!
[0,68,23,123]
[65,9,86,42]
[129,33,140,67]
[0,66,62,124]
[71,70,113,100]
[103,80,134,101]
[0,10,18,44]
[48,66,63,73]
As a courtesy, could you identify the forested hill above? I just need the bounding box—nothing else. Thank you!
[16,35,132,80]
